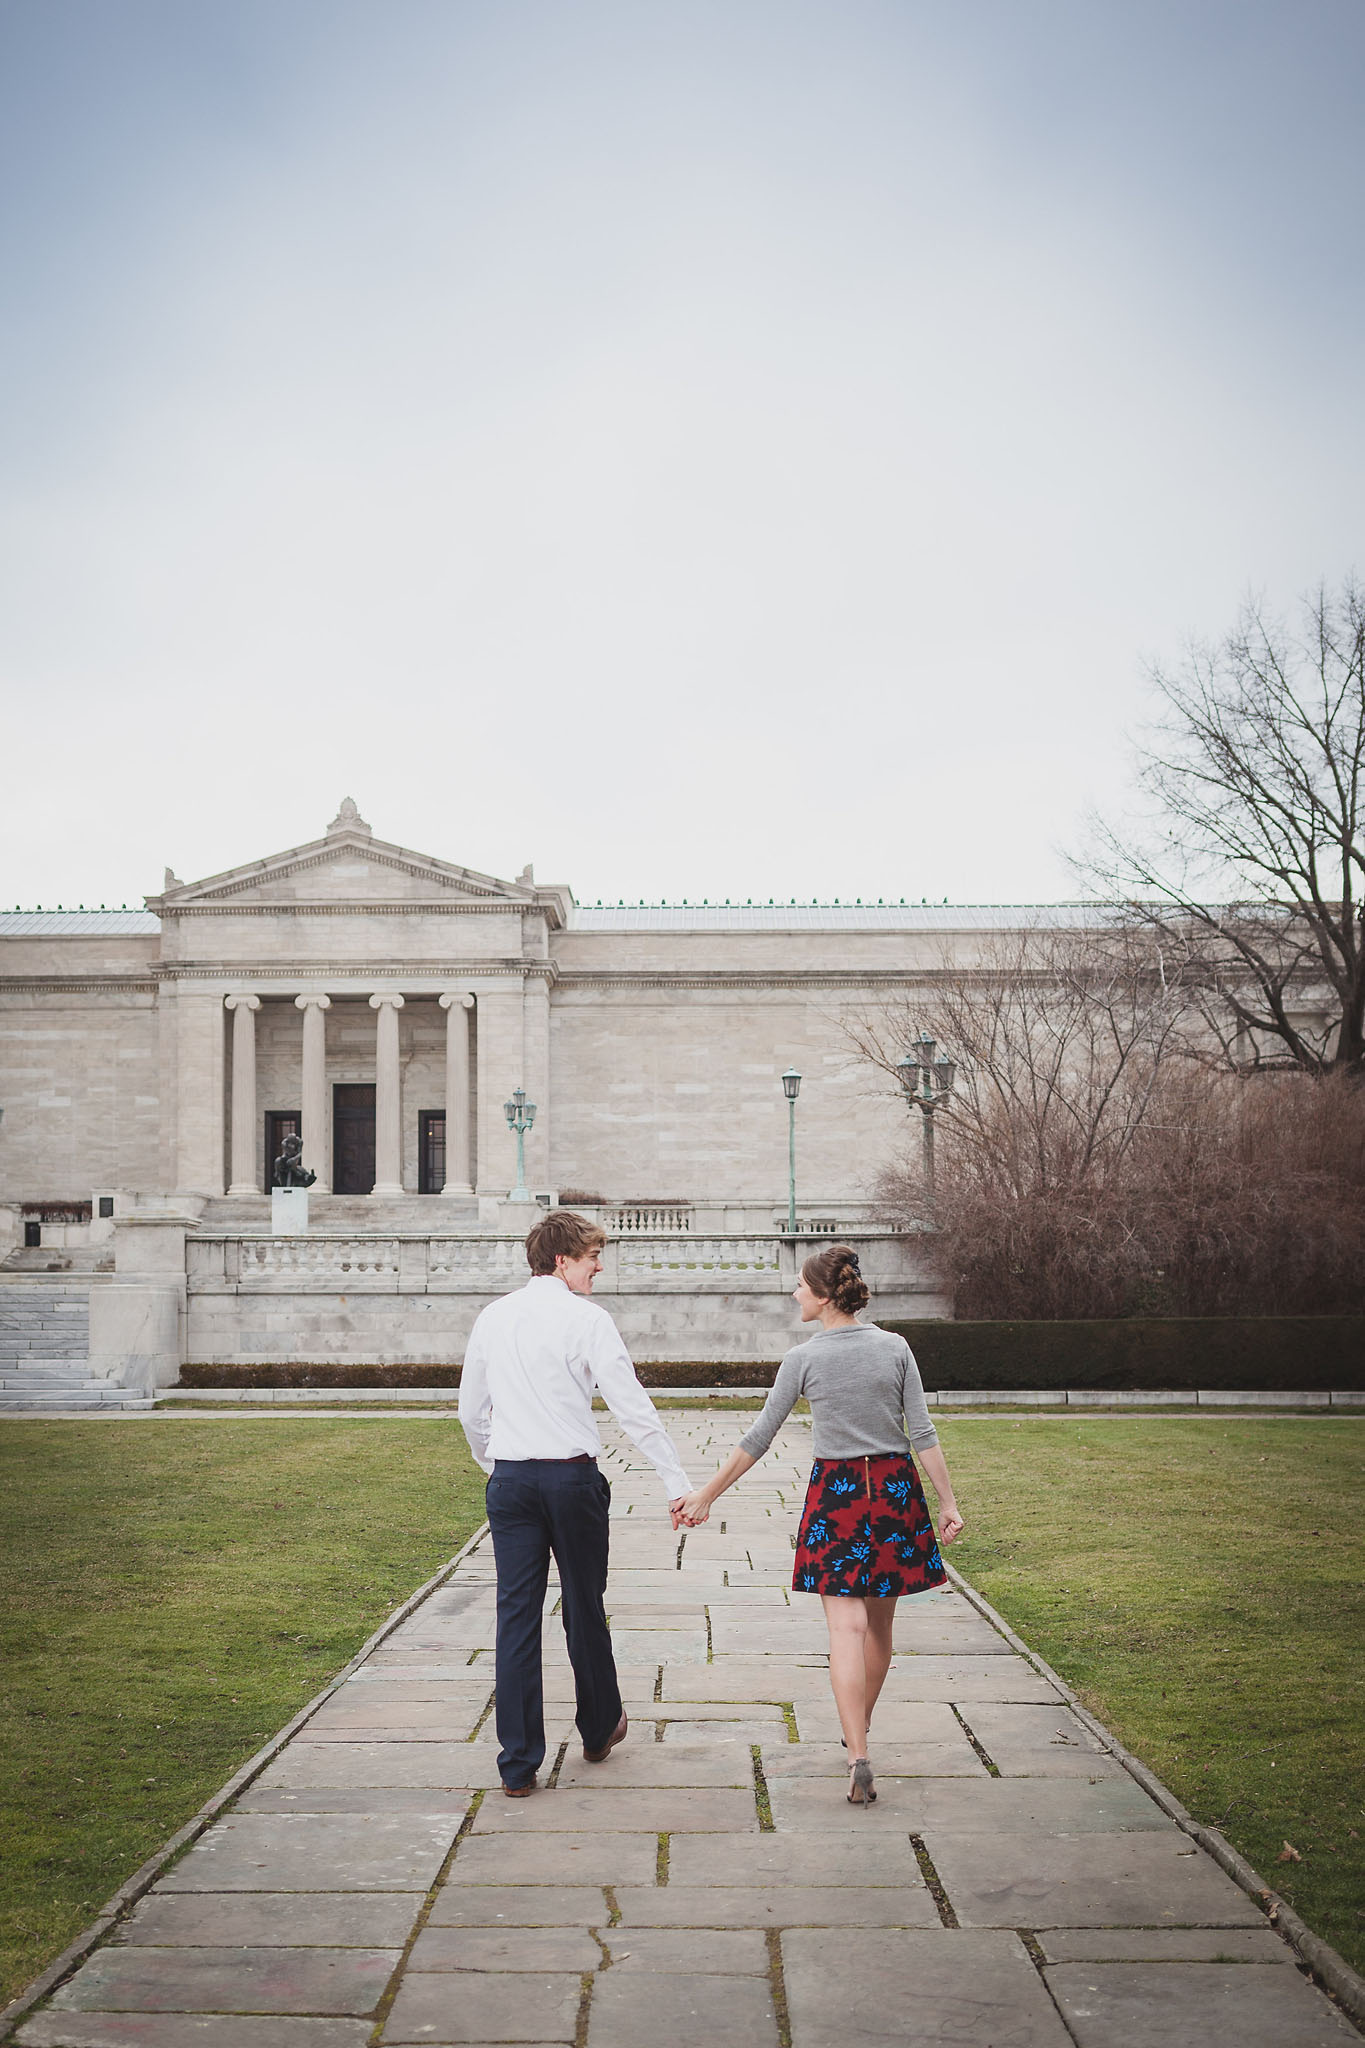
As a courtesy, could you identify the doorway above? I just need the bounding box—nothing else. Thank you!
[333,1084,376,1193]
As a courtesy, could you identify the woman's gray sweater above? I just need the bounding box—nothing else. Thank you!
[738,1323,939,1462]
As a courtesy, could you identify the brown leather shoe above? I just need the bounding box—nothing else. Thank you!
[582,1712,628,1764]
[501,1776,537,1797]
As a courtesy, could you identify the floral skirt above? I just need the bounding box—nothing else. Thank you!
[792,1451,946,1598]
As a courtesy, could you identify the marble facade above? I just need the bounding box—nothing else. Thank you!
[0,799,1092,1225]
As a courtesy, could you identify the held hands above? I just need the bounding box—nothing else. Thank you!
[668,1493,710,1528]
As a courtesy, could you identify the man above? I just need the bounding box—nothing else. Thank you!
[459,1209,691,1796]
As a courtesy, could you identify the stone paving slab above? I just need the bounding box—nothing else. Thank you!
[253,1744,482,1789]
[445,1831,660,1887]
[114,1894,419,1948]
[601,1927,768,1971]
[1044,1961,1358,2045]
[586,1971,778,2048]
[49,1949,397,2017]
[1037,1927,1297,1963]
[471,1785,758,1832]
[616,1886,942,1927]
[553,1745,755,1786]
[781,1927,1073,2047]
[405,1926,600,1971]
[426,1886,608,1926]
[767,1773,1171,1835]
[380,1969,582,2043]
[156,1814,456,1892]
[926,1829,1267,1927]
[307,1698,488,1731]
[760,1739,986,1779]
[876,1656,1064,1702]
[18,2020,374,2047]
[659,1717,791,1745]
[238,1787,479,1812]
[666,1832,926,1886]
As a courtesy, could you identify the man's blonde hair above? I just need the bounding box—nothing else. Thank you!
[525,1208,608,1276]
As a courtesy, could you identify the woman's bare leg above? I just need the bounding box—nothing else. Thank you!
[864,1596,898,1725]
[821,1594,871,1757]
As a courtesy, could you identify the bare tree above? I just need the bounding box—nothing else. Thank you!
[844,929,1365,1318]
[845,922,1191,1206]
[1081,579,1365,1076]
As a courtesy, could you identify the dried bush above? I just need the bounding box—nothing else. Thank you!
[878,1068,1365,1319]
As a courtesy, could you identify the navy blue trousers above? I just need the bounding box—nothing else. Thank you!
[486,1458,623,1789]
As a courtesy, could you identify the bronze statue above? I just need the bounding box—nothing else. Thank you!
[272,1132,317,1189]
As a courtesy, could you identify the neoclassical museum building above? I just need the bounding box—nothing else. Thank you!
[0,800,1086,1387]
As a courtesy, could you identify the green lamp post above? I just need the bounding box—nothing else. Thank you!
[895,1032,956,1201]
[504,1086,536,1202]
[781,1067,802,1235]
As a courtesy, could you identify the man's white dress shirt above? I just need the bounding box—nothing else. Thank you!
[459,1275,691,1501]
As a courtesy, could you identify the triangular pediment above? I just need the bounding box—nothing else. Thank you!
[146,805,571,924]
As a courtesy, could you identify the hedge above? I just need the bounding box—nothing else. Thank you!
[179,1360,777,1389]
[178,1322,1363,1393]
[881,1317,1365,1392]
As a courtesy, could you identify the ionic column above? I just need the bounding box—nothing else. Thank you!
[369,991,406,1196]
[438,991,475,1194]
[224,994,261,1195]
[295,993,332,1191]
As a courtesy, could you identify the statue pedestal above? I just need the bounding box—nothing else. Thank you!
[272,1189,310,1235]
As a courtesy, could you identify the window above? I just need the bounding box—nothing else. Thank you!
[419,1111,446,1194]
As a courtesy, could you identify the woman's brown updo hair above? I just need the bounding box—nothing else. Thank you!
[800,1242,869,1317]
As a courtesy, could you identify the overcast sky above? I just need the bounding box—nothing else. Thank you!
[2,0,1361,911]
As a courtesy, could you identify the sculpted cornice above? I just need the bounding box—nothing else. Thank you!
[158,900,538,916]
[157,961,557,985]
[0,979,159,996]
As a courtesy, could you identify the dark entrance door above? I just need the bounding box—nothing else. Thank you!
[333,1084,376,1193]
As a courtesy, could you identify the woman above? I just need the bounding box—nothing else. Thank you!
[680,1243,964,1807]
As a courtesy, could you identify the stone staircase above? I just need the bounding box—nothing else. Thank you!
[0,1279,152,1411]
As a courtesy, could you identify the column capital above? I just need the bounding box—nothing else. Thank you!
[224,992,260,1013]
[439,989,476,1012]
[294,992,333,1011]
[369,990,405,1011]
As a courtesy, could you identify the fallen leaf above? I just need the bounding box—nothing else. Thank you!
[1276,1842,1302,1864]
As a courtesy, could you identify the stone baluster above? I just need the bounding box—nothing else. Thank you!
[369,991,406,1196]
[295,993,332,1191]
[438,990,475,1194]
[224,994,261,1195]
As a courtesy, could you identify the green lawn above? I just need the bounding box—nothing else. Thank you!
[941,1416,1365,1975]
[0,1420,487,2006]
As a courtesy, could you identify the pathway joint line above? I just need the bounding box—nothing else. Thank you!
[1018,1928,1083,2047]
[655,1832,670,1887]
[943,1558,1365,2028]
[950,1701,1002,1776]
[0,1516,492,2045]
[910,1833,959,1928]
[546,1738,570,1790]
[764,1926,794,2048]
[751,1745,776,1832]
[371,1787,485,2034]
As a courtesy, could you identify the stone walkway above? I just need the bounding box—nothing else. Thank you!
[16,1418,1356,2048]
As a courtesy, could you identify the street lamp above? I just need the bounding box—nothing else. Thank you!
[896,1032,956,1201]
[503,1086,537,1202]
[781,1067,802,1235]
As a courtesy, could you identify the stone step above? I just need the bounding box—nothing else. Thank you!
[0,1392,153,1410]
